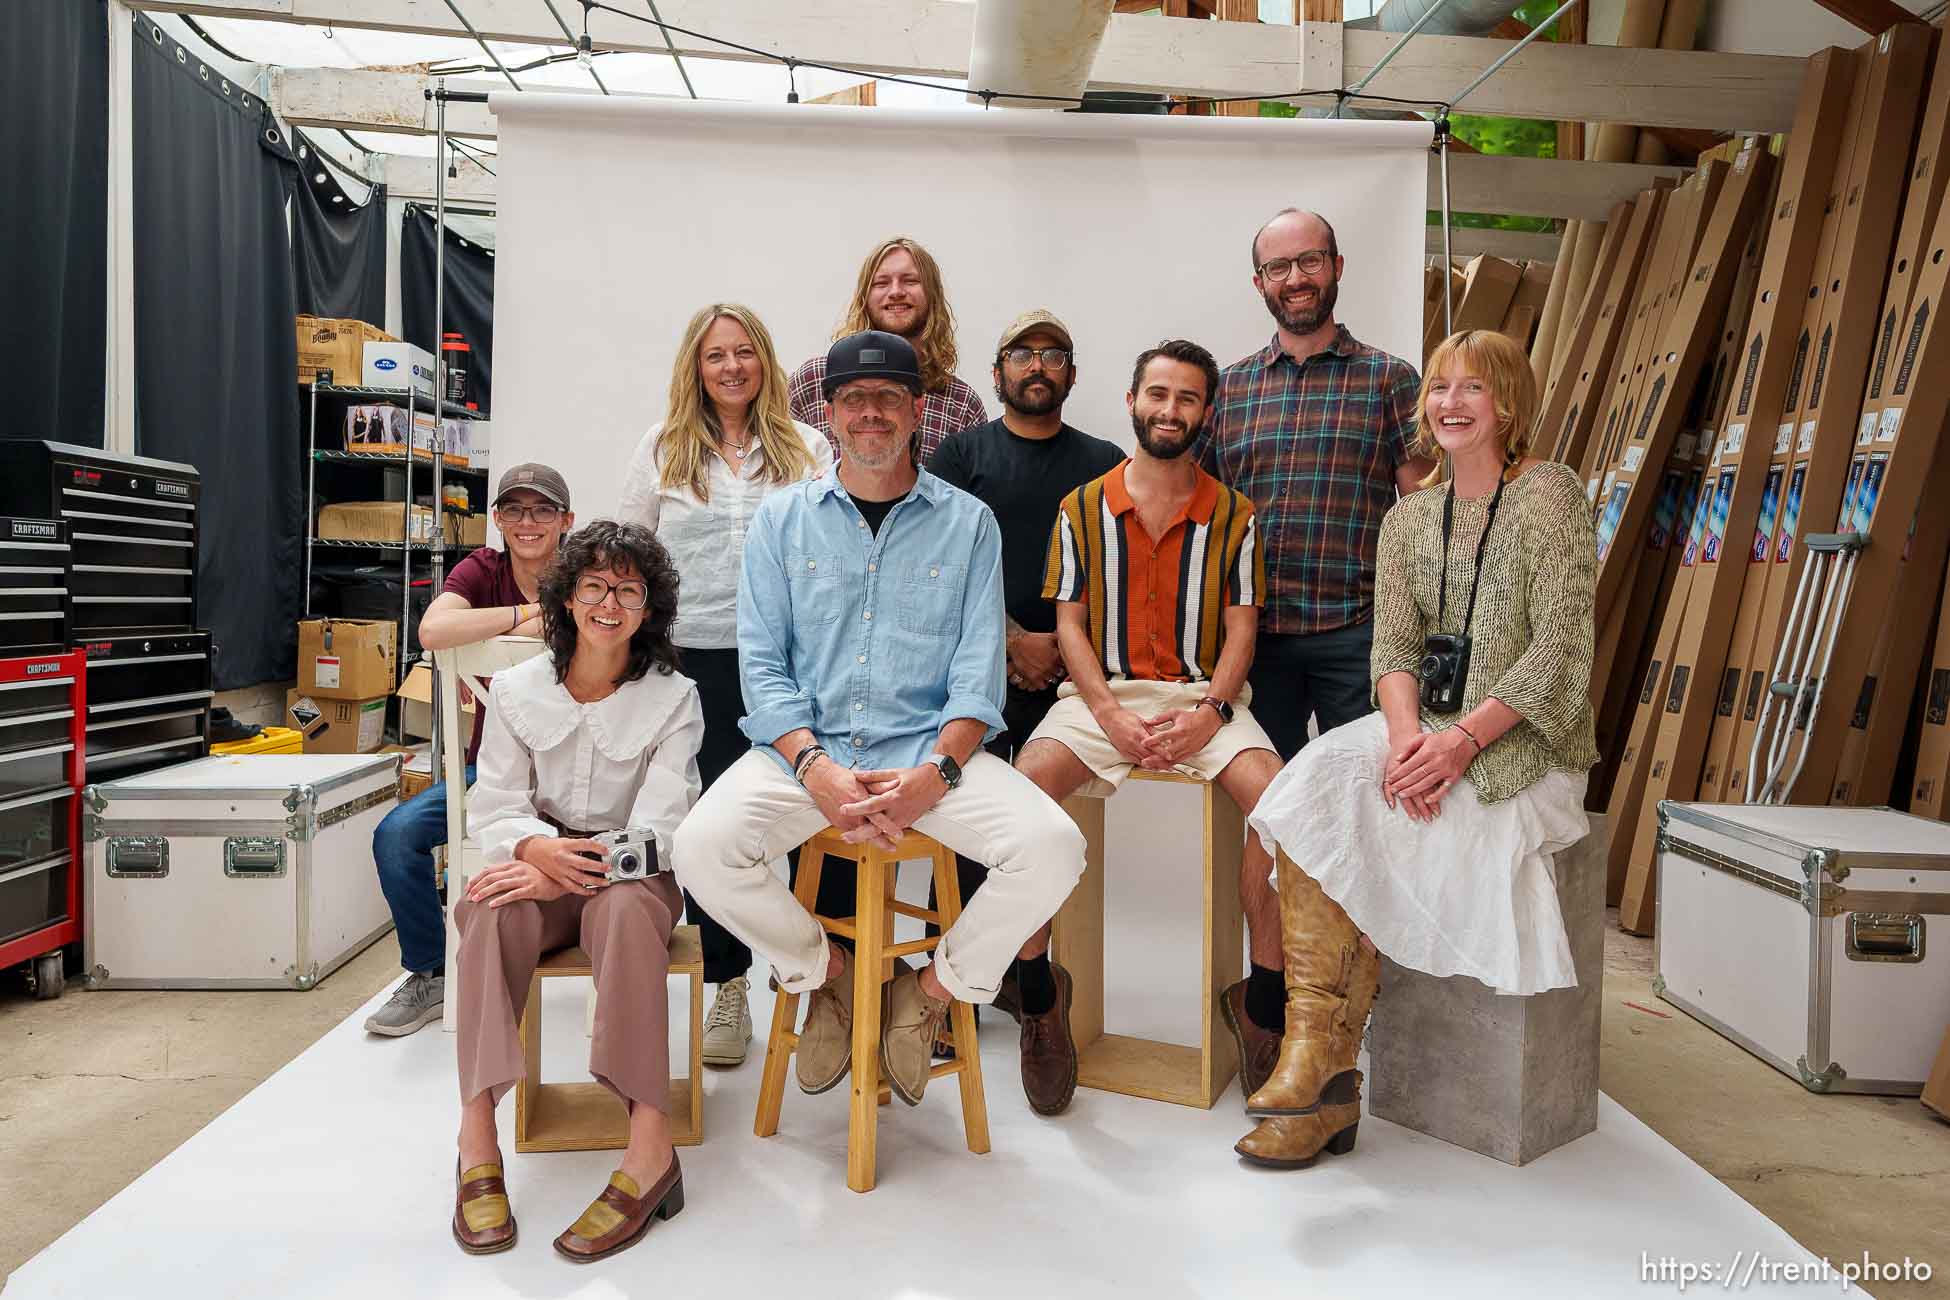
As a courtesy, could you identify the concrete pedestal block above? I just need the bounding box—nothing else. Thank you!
[1367,813,1608,1166]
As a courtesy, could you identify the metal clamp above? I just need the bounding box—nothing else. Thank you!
[106,836,169,878]
[223,836,287,878]
[1845,912,1924,964]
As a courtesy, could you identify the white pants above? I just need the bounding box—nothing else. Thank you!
[672,750,1086,1003]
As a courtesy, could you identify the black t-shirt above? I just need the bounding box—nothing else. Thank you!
[853,493,900,536]
[928,417,1126,633]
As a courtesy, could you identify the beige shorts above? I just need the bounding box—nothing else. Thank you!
[1025,679,1279,798]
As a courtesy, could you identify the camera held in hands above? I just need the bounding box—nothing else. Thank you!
[588,828,660,882]
[1418,632,1473,714]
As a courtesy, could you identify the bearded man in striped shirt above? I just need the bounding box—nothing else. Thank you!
[1007,339,1290,1115]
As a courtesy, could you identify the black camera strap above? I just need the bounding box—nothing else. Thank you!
[1437,472,1507,636]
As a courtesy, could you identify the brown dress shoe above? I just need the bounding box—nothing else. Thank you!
[1019,962,1077,1116]
[1219,978,1283,1106]
[553,1158,684,1263]
[452,1159,517,1255]
[1235,1072,1363,1169]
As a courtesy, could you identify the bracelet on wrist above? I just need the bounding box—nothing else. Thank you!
[1452,722,1483,753]
[793,745,829,785]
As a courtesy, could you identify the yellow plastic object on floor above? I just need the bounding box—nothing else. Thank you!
[212,727,304,756]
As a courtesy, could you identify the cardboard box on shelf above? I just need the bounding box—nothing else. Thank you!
[378,742,437,799]
[318,501,442,544]
[459,513,487,547]
[286,689,388,754]
[297,617,398,700]
[396,660,476,741]
[297,316,395,387]
[362,341,437,399]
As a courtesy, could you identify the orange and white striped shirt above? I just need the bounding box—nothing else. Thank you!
[1043,461,1263,684]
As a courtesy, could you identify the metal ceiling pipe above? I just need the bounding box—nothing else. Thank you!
[965,0,1115,110]
[1358,0,1528,35]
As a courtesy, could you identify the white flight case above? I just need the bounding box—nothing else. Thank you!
[83,752,400,989]
[1655,801,1950,1094]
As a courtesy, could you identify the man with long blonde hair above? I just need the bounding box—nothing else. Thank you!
[787,237,986,462]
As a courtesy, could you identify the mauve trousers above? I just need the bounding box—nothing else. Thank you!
[454,873,683,1110]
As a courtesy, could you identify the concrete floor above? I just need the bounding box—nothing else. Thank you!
[3,916,1947,1295]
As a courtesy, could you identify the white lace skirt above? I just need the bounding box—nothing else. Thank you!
[1246,711,1589,996]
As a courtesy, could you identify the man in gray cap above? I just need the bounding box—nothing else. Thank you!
[675,331,1085,1111]
[926,309,1123,1114]
[363,461,576,1038]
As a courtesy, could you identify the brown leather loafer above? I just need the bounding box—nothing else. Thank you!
[1220,978,1283,1107]
[1019,962,1077,1116]
[553,1157,684,1263]
[452,1159,517,1255]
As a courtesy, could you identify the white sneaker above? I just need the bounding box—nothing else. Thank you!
[702,976,753,1067]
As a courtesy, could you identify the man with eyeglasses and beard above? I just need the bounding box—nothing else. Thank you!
[364,463,576,1038]
[924,310,1122,1108]
[675,331,1085,1113]
[1193,210,1431,1097]
[1007,340,1283,1118]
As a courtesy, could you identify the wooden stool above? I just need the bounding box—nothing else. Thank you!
[1052,769,1244,1108]
[753,827,990,1193]
[513,923,704,1152]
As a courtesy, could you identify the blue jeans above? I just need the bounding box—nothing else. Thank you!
[373,768,472,975]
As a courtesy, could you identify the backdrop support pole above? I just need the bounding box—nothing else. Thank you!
[429,78,449,770]
[1336,0,1456,118]
[1437,114,1454,338]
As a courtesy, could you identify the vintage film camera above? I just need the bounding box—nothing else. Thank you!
[588,828,660,882]
[1417,632,1473,714]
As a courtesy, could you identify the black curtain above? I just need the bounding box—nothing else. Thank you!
[0,0,107,445]
[289,128,387,325]
[132,20,301,690]
[401,204,495,413]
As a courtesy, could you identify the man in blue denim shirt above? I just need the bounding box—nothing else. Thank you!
[675,331,1085,1109]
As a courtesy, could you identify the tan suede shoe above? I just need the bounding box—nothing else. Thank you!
[880,967,951,1106]
[452,1159,516,1255]
[796,948,855,1094]
[553,1158,684,1263]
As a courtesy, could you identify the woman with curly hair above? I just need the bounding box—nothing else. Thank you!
[451,520,703,1263]
[618,303,831,1063]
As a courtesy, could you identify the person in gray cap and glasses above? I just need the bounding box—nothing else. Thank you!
[673,330,1085,1110]
[925,309,1123,1113]
[364,462,576,1038]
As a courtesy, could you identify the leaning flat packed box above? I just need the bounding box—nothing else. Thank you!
[395,660,473,742]
[285,690,388,754]
[1655,802,1950,1094]
[296,617,397,699]
[295,315,395,386]
[83,752,400,988]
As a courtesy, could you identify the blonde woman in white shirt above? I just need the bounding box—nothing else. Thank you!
[618,303,832,1063]
[453,521,703,1263]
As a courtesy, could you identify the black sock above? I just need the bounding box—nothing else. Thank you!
[1015,954,1057,1018]
[1246,963,1285,1032]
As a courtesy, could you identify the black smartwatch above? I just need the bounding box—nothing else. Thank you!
[927,753,963,791]
[1199,696,1235,725]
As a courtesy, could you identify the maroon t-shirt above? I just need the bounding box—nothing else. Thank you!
[442,548,528,764]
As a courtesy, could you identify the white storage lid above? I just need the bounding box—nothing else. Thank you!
[93,752,398,796]
[1664,801,1950,860]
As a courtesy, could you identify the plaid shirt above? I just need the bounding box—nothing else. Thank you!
[787,355,988,464]
[1195,325,1420,636]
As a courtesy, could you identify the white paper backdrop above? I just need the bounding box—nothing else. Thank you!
[487,94,1430,519]
[486,95,1431,1035]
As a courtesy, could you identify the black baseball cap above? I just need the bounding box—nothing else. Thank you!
[822,330,924,399]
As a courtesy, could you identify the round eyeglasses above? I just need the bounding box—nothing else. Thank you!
[1256,250,1332,282]
[574,576,649,610]
[1000,346,1071,370]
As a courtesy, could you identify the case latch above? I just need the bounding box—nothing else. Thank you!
[106,837,169,878]
[1845,912,1925,964]
[223,836,287,878]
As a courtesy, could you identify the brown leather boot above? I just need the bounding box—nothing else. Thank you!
[1234,1071,1363,1168]
[1246,856,1380,1118]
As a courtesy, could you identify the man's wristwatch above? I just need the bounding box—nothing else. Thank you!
[926,753,963,791]
[1198,696,1235,725]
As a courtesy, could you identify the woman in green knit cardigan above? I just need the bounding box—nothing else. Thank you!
[1236,329,1599,1170]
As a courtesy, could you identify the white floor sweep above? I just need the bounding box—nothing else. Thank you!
[5,836,1861,1299]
